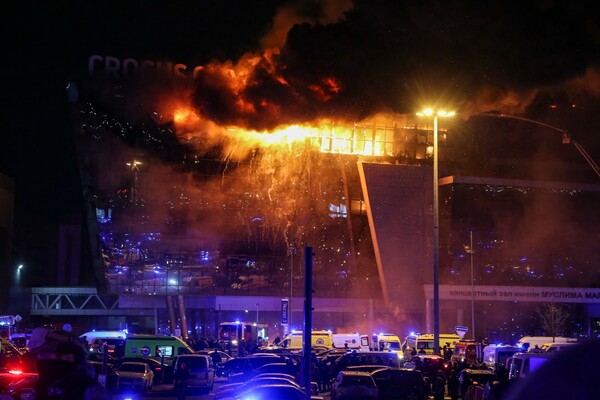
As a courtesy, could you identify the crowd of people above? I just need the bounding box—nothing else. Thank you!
[184,335,264,357]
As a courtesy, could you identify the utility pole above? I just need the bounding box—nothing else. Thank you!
[464,231,476,340]
[303,246,313,400]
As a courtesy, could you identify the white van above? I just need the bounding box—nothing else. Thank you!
[173,354,214,392]
[515,336,576,352]
[333,333,361,349]
[483,344,520,368]
[542,342,578,353]
[80,330,127,347]
[507,352,554,380]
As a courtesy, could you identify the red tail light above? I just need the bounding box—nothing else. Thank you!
[155,367,161,371]
[9,370,23,375]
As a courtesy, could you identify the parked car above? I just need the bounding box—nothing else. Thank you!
[229,362,298,383]
[216,354,285,378]
[88,361,120,393]
[173,354,214,392]
[0,370,38,393]
[6,373,38,400]
[87,352,117,364]
[117,361,154,392]
[331,370,378,400]
[370,367,429,400]
[412,354,451,380]
[115,356,167,384]
[458,368,498,398]
[345,365,391,374]
[195,349,233,366]
[215,376,300,399]
[332,351,400,377]
[234,384,323,400]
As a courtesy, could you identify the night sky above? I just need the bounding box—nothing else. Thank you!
[3,0,600,218]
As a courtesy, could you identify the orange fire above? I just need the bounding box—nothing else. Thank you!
[173,108,200,126]
[171,110,399,158]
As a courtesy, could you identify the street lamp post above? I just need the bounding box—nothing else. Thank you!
[417,108,455,355]
[464,231,476,340]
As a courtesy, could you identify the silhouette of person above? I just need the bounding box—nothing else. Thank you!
[173,361,190,400]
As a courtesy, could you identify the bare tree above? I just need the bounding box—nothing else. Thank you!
[536,303,569,340]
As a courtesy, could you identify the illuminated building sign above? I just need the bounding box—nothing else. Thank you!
[88,55,204,81]
[424,284,600,304]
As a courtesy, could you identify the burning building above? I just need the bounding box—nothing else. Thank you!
[62,61,600,340]
[29,0,600,340]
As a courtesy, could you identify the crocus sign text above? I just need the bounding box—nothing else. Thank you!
[88,55,204,81]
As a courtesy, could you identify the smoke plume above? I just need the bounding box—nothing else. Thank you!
[187,0,600,131]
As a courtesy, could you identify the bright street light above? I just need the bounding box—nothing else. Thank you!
[417,107,455,355]
[16,264,24,287]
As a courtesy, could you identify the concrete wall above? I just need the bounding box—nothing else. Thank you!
[358,162,432,328]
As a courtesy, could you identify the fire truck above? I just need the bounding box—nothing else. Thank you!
[218,321,268,345]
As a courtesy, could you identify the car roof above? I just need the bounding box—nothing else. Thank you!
[177,354,209,358]
[254,372,295,380]
[346,365,390,371]
[120,361,148,366]
[255,362,289,369]
[418,354,444,359]
[461,368,496,375]
[239,383,303,393]
[119,356,160,362]
[248,376,298,385]
[339,370,372,376]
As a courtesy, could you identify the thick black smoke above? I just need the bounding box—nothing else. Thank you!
[190,0,600,130]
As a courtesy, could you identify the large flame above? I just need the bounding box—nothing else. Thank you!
[166,103,406,159]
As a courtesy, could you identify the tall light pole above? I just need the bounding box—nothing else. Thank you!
[126,159,142,204]
[464,231,476,340]
[417,108,455,355]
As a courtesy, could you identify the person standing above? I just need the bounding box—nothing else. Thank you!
[433,371,447,400]
[173,361,190,400]
[448,366,460,400]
